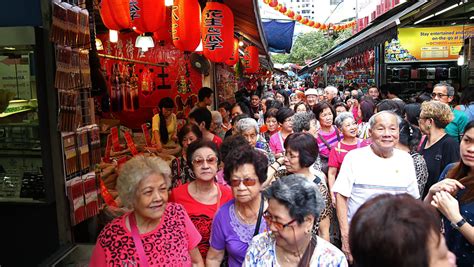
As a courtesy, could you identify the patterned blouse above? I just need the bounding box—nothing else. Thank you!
[170,156,195,189]
[243,232,347,267]
[410,151,429,196]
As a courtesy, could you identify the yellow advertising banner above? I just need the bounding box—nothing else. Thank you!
[396,26,474,61]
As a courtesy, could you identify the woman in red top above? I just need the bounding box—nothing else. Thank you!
[170,140,233,259]
[328,112,368,204]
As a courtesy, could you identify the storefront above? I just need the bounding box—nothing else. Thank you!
[0,0,271,265]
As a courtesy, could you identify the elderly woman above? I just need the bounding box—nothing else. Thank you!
[269,107,295,158]
[90,156,204,266]
[425,121,474,266]
[152,97,178,151]
[244,175,347,266]
[351,194,456,267]
[294,101,310,113]
[235,117,274,163]
[206,147,268,267]
[396,120,428,195]
[328,112,369,203]
[170,123,202,189]
[357,99,375,139]
[170,140,233,259]
[210,110,226,140]
[313,101,340,174]
[419,101,460,198]
[260,108,279,143]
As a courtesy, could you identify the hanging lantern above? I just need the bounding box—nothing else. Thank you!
[201,2,234,63]
[286,10,295,18]
[153,6,172,42]
[172,0,201,51]
[99,0,131,31]
[279,5,287,13]
[130,0,166,33]
[314,22,321,28]
[295,14,302,21]
[274,4,282,11]
[301,17,308,24]
[225,38,239,66]
[243,46,259,74]
[308,21,315,27]
[269,0,278,7]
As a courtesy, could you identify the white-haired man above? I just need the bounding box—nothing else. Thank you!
[324,85,339,105]
[333,110,420,263]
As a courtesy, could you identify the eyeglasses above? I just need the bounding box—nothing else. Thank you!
[431,93,449,98]
[192,155,218,166]
[263,211,296,231]
[230,177,257,187]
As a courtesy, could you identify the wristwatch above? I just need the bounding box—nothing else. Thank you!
[450,218,467,230]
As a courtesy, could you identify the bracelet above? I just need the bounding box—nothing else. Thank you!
[270,165,278,172]
[275,161,282,167]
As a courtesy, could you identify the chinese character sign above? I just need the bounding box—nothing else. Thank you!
[243,46,259,73]
[172,0,201,52]
[202,2,234,63]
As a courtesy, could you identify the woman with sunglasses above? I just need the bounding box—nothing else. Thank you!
[206,146,268,267]
[170,140,233,260]
[244,175,347,266]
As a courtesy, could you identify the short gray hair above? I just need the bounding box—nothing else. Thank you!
[263,174,325,223]
[325,85,338,94]
[292,112,315,133]
[434,81,455,96]
[368,110,402,129]
[236,118,259,134]
[334,112,354,129]
[117,155,171,209]
[211,110,222,127]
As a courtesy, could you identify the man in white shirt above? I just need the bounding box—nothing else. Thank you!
[333,110,420,263]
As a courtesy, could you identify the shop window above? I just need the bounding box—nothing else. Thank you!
[0,28,44,203]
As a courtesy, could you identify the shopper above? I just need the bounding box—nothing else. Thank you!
[455,86,474,121]
[269,107,294,159]
[218,101,232,132]
[305,88,319,109]
[206,147,268,267]
[235,118,274,163]
[243,175,347,266]
[260,108,279,143]
[313,101,340,174]
[419,101,460,198]
[170,140,233,259]
[170,123,202,189]
[90,156,204,266]
[425,120,474,266]
[350,194,456,267]
[189,107,223,148]
[192,86,213,112]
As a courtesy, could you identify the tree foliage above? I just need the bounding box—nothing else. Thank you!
[271,29,353,65]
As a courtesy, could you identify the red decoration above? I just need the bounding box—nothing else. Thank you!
[308,21,315,27]
[286,10,295,18]
[269,0,278,7]
[130,0,166,33]
[153,7,172,42]
[99,0,131,31]
[314,22,321,28]
[243,46,259,74]
[172,0,201,51]
[201,2,234,63]
[295,14,302,21]
[301,18,308,24]
[225,38,239,66]
[279,5,287,13]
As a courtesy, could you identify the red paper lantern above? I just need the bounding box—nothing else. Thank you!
[314,22,321,28]
[274,4,282,11]
[201,2,234,63]
[269,0,278,7]
[130,0,166,33]
[99,0,131,31]
[172,0,201,51]
[287,10,295,18]
[301,17,308,24]
[295,14,302,21]
[243,46,259,73]
[308,21,315,27]
[153,7,172,42]
[225,38,239,66]
[279,5,287,13]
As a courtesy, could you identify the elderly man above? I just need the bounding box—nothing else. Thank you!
[324,85,339,105]
[333,110,420,263]
[432,81,468,142]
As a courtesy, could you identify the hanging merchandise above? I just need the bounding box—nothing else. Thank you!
[172,0,201,52]
[243,46,259,74]
[99,0,131,31]
[225,38,239,66]
[130,0,167,34]
[201,2,234,63]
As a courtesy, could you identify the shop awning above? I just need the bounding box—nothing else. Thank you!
[262,20,296,53]
[225,0,273,69]
[299,0,429,75]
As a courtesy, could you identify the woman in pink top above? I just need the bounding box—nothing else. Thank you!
[89,156,203,266]
[269,107,295,159]
[327,112,369,204]
[313,101,341,174]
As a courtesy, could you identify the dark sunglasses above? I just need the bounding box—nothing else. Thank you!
[230,177,257,187]
[192,156,218,166]
[263,211,296,231]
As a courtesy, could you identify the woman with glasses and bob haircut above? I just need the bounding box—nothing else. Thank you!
[243,175,347,266]
[170,140,233,260]
[206,146,268,267]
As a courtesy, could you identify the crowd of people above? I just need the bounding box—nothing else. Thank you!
[90,82,473,266]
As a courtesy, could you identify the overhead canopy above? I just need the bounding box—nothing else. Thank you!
[224,0,273,69]
[262,20,296,53]
[299,0,429,74]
